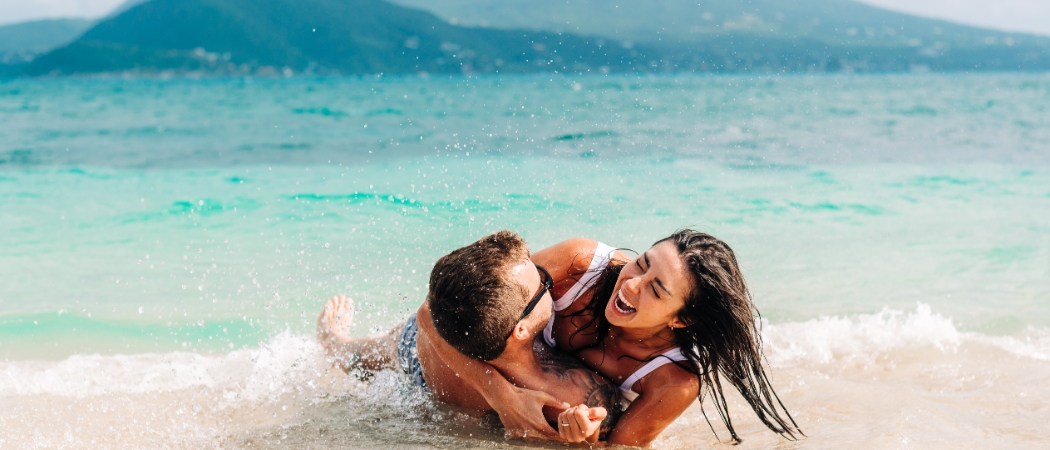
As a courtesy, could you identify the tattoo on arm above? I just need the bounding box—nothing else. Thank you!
[533,341,623,438]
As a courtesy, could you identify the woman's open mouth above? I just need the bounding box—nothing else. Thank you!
[613,290,637,315]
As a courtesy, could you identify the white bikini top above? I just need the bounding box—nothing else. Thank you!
[541,242,688,405]
[618,347,688,404]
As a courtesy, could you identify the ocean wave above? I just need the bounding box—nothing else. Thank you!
[0,331,332,400]
[1,306,1049,449]
[3,304,1047,401]
[763,303,1050,366]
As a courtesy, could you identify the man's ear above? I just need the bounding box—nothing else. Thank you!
[510,321,531,342]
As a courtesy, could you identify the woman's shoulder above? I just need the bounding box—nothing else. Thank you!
[635,358,700,397]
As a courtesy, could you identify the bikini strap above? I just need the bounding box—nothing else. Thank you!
[619,347,688,393]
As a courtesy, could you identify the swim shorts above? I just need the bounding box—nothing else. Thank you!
[397,313,429,392]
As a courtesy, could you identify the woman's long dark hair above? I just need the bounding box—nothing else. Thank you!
[571,229,801,443]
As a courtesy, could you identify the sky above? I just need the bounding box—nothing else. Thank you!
[1,0,1049,37]
[857,0,1050,36]
[0,0,126,26]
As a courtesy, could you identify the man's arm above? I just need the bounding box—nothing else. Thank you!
[415,302,568,439]
[533,340,623,442]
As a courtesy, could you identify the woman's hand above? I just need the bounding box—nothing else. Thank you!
[557,405,607,443]
[491,386,570,440]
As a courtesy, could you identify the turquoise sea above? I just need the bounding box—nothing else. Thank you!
[1,73,1049,449]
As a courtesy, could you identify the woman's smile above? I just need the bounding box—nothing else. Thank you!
[612,288,637,315]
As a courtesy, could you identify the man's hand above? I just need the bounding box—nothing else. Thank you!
[557,405,607,443]
[492,386,569,440]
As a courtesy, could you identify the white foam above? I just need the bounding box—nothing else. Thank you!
[3,304,1046,401]
[3,305,1046,402]
[2,305,1049,449]
[0,331,332,402]
[763,303,1050,366]
[763,303,961,366]
[982,326,1050,361]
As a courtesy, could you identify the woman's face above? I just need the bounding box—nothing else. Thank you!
[604,240,693,331]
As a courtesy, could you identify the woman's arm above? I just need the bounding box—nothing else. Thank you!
[415,302,569,439]
[531,238,603,299]
[532,238,631,352]
[605,366,700,447]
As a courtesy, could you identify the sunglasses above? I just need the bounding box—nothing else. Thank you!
[518,264,553,322]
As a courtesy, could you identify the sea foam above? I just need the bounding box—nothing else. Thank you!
[2,305,1048,449]
[764,303,1050,365]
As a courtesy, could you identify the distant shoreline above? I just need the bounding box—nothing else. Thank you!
[4,67,1050,81]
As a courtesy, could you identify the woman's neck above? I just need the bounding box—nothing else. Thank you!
[607,324,677,355]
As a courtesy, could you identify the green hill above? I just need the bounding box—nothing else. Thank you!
[389,0,1050,71]
[23,0,1050,76]
[0,18,93,54]
[27,0,650,76]
[390,0,1048,46]
[1,18,94,77]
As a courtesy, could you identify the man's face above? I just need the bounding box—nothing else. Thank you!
[508,256,554,334]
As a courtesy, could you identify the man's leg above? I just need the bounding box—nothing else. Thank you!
[317,294,402,373]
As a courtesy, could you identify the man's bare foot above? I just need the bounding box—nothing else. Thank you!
[317,294,355,358]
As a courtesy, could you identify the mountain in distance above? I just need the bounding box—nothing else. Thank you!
[0,0,145,72]
[27,0,650,76]
[0,18,94,74]
[389,0,1050,71]
[0,18,94,54]
[389,0,1048,46]
[23,0,1050,76]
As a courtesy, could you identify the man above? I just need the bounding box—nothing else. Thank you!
[317,231,620,443]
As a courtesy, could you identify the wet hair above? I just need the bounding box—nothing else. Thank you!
[574,229,801,443]
[427,230,530,361]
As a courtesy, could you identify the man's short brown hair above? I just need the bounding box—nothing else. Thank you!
[427,230,530,361]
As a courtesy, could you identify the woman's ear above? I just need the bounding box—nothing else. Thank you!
[669,316,693,329]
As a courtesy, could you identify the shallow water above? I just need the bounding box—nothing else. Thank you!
[1,73,1049,448]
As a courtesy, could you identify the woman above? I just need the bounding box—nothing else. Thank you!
[425,229,801,447]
